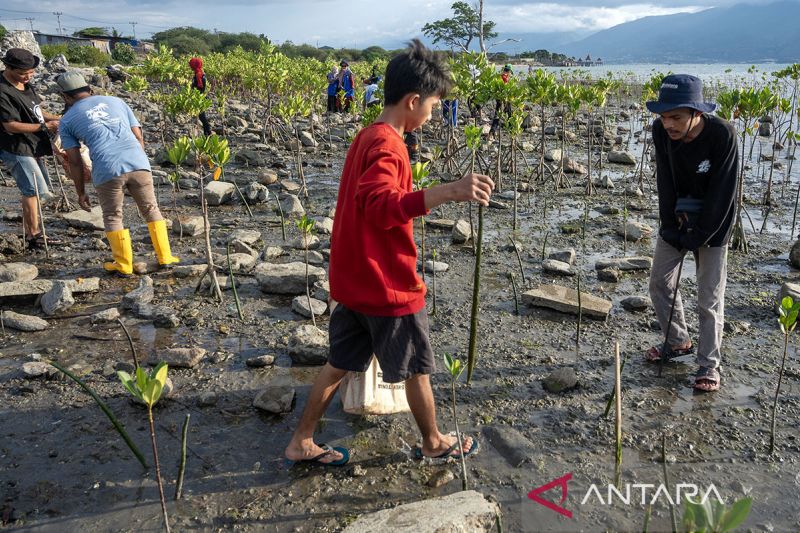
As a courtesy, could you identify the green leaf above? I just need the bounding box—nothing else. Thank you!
[151,362,168,388]
[781,296,793,311]
[135,366,148,394]
[718,497,752,532]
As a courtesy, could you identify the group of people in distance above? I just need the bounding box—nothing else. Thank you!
[0,39,734,470]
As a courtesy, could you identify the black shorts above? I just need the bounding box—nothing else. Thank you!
[328,304,435,383]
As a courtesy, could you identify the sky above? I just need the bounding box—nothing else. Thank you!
[0,0,766,48]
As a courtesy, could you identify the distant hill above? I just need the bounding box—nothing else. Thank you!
[558,0,800,63]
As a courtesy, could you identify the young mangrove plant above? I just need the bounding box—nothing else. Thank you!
[771,295,799,453]
[296,214,318,328]
[681,495,752,533]
[412,161,438,283]
[443,353,469,490]
[118,362,172,533]
[465,123,485,383]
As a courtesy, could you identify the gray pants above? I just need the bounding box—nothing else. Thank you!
[648,237,728,369]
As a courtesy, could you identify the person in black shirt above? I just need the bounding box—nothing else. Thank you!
[0,48,61,248]
[189,57,213,136]
[645,74,738,392]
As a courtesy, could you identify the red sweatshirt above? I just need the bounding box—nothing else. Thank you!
[329,122,429,316]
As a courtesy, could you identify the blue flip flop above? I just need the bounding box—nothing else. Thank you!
[413,435,479,460]
[293,443,350,466]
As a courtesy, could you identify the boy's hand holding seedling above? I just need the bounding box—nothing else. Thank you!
[424,172,494,210]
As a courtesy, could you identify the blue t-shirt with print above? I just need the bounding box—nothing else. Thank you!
[59,95,150,185]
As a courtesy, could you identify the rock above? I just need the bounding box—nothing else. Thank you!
[90,308,120,323]
[204,181,236,206]
[40,281,74,316]
[258,169,279,185]
[789,239,800,268]
[290,235,320,250]
[263,246,285,260]
[452,219,472,244]
[595,256,652,272]
[482,426,536,468]
[488,199,509,209]
[173,216,205,237]
[759,122,773,137]
[0,278,99,299]
[122,276,154,310]
[45,54,69,72]
[173,264,207,278]
[230,240,258,257]
[548,249,575,265]
[132,261,159,275]
[1,310,48,332]
[563,158,587,174]
[1,31,42,59]
[522,284,613,319]
[621,295,652,312]
[242,182,269,203]
[150,347,206,368]
[220,253,258,272]
[22,361,52,378]
[424,260,449,273]
[313,280,330,301]
[597,268,621,282]
[314,217,335,235]
[0,262,37,282]
[291,295,328,318]
[499,190,520,201]
[246,355,275,367]
[253,386,295,414]
[427,469,455,488]
[427,218,455,230]
[198,392,218,407]
[255,262,326,295]
[105,64,129,82]
[63,206,104,230]
[279,194,305,217]
[544,148,562,162]
[287,325,329,365]
[281,180,302,194]
[228,229,261,246]
[307,251,325,265]
[777,282,800,313]
[607,150,637,165]
[342,490,500,533]
[617,221,653,241]
[543,367,578,393]
[299,131,317,147]
[542,259,574,276]
[0,234,24,255]
[599,175,615,189]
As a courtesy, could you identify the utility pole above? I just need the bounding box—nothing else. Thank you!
[53,12,64,35]
[129,22,137,40]
[25,17,35,32]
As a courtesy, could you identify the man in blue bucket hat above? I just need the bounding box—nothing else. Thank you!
[644,74,738,392]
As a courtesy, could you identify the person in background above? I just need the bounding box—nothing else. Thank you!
[57,71,179,275]
[326,65,340,112]
[189,57,213,136]
[0,48,60,249]
[337,60,355,113]
[490,64,513,136]
[363,76,381,109]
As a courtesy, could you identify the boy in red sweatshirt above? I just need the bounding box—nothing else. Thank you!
[284,40,494,466]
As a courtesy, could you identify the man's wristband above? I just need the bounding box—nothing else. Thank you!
[40,123,48,133]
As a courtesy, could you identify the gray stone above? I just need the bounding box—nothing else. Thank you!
[342,490,500,533]
[242,182,269,203]
[299,131,317,147]
[424,260,449,273]
[759,122,773,137]
[549,249,576,265]
[255,262,326,295]
[40,281,74,316]
[427,469,455,488]
[279,194,305,217]
[313,280,330,301]
[204,181,236,206]
[617,221,653,241]
[543,367,578,393]
[1,30,43,58]
[63,206,104,230]
[173,264,207,278]
[595,256,652,272]
[90,307,121,324]
[621,295,652,312]
[482,425,536,467]
[258,169,279,185]
[522,284,613,319]
[23,361,52,378]
[542,259,574,276]
[281,180,301,194]
[0,263,38,282]
[122,276,154,310]
[230,240,258,257]
[790,240,800,269]
[1,310,48,332]
[173,216,205,237]
[0,278,99,299]
[597,268,621,282]
[452,219,472,244]
[608,150,637,165]
[563,158,587,174]
[499,190,520,200]
[198,392,218,407]
[228,229,261,246]
[599,175,615,189]
[290,234,320,250]
[150,347,206,368]
[427,218,455,230]
[263,246,285,260]
[217,252,258,272]
[253,386,295,414]
[544,148,562,162]
[0,234,24,255]
[314,217,335,235]
[288,325,329,365]
[777,282,800,313]
[246,355,275,367]
[292,295,328,318]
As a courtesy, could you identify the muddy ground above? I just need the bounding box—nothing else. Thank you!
[1,82,800,532]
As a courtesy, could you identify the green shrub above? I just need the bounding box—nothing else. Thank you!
[112,43,136,64]
[65,45,110,67]
[41,44,69,60]
[0,24,7,41]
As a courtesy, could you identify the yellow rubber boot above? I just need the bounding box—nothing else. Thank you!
[104,229,133,275]
[147,219,180,266]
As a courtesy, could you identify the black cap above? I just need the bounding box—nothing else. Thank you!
[1,48,40,70]
[645,74,715,114]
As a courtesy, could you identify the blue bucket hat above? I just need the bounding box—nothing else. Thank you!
[645,74,716,114]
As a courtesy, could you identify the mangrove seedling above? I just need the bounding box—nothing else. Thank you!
[681,496,752,533]
[771,295,799,453]
[412,161,438,283]
[296,214,318,328]
[443,353,469,490]
[465,123,485,382]
[118,362,172,533]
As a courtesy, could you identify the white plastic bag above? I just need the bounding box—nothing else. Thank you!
[340,356,411,415]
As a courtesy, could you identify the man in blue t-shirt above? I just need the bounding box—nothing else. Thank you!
[57,71,179,275]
